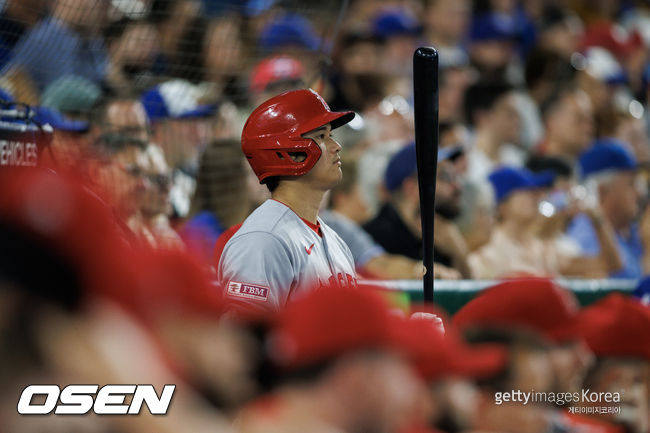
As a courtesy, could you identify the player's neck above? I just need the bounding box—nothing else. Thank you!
[272,184,324,224]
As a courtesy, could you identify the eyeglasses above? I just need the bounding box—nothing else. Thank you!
[120,164,172,189]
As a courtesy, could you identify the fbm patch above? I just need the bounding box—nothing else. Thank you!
[227,281,269,301]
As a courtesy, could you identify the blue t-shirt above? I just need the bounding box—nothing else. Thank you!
[567,213,644,278]
[181,211,224,265]
[6,16,108,90]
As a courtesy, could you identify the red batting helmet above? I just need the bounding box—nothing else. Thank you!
[242,89,354,183]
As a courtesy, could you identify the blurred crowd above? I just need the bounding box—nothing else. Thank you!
[1,0,650,280]
[1,0,650,431]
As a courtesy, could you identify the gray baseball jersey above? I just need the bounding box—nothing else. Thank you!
[217,199,357,312]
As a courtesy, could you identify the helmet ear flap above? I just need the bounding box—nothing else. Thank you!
[246,136,322,183]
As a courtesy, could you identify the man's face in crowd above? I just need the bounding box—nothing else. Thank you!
[500,189,543,225]
[547,91,594,157]
[489,92,520,145]
[601,171,640,226]
[435,159,462,219]
[102,100,150,144]
[588,359,649,433]
[425,0,470,44]
[340,352,423,433]
[93,100,151,215]
[95,144,149,216]
[548,340,594,394]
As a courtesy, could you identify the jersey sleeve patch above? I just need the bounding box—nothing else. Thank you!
[227,281,270,302]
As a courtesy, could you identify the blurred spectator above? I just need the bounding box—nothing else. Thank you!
[176,14,243,102]
[364,143,472,277]
[462,327,555,433]
[464,81,524,184]
[34,106,91,170]
[141,144,184,249]
[236,287,425,433]
[423,0,471,57]
[248,55,305,107]
[568,140,650,278]
[182,138,249,265]
[476,164,622,278]
[521,48,576,148]
[104,17,161,96]
[371,8,421,80]
[0,0,47,68]
[329,31,381,111]
[612,102,650,166]
[322,158,460,279]
[1,0,111,103]
[453,279,614,432]
[142,79,218,218]
[538,85,594,161]
[257,12,320,77]
[527,155,623,278]
[536,5,584,60]
[578,294,650,433]
[40,75,103,120]
[0,168,236,433]
[149,0,201,76]
[469,167,555,278]
[438,53,473,123]
[88,96,153,243]
[467,13,521,84]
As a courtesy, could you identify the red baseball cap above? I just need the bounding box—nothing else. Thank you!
[578,293,650,361]
[0,167,137,300]
[452,278,582,343]
[250,55,304,94]
[267,286,423,368]
[108,249,225,320]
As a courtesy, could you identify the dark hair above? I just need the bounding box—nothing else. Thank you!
[539,83,578,120]
[526,155,574,178]
[524,48,576,92]
[463,82,515,126]
[174,15,209,83]
[190,138,249,227]
[265,177,280,193]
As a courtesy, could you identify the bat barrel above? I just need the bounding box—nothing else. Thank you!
[413,47,439,304]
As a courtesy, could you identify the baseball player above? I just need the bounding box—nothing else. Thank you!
[217,89,357,313]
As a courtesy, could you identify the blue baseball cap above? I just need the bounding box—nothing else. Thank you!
[384,142,464,192]
[578,139,637,179]
[33,106,89,132]
[488,166,555,204]
[0,87,13,103]
[469,13,519,43]
[372,9,422,40]
[634,276,650,306]
[259,14,320,53]
[141,80,217,122]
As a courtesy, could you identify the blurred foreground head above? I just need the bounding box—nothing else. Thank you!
[241,286,426,433]
[578,294,650,433]
[454,278,593,395]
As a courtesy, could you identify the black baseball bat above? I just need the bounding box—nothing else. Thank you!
[413,47,439,304]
